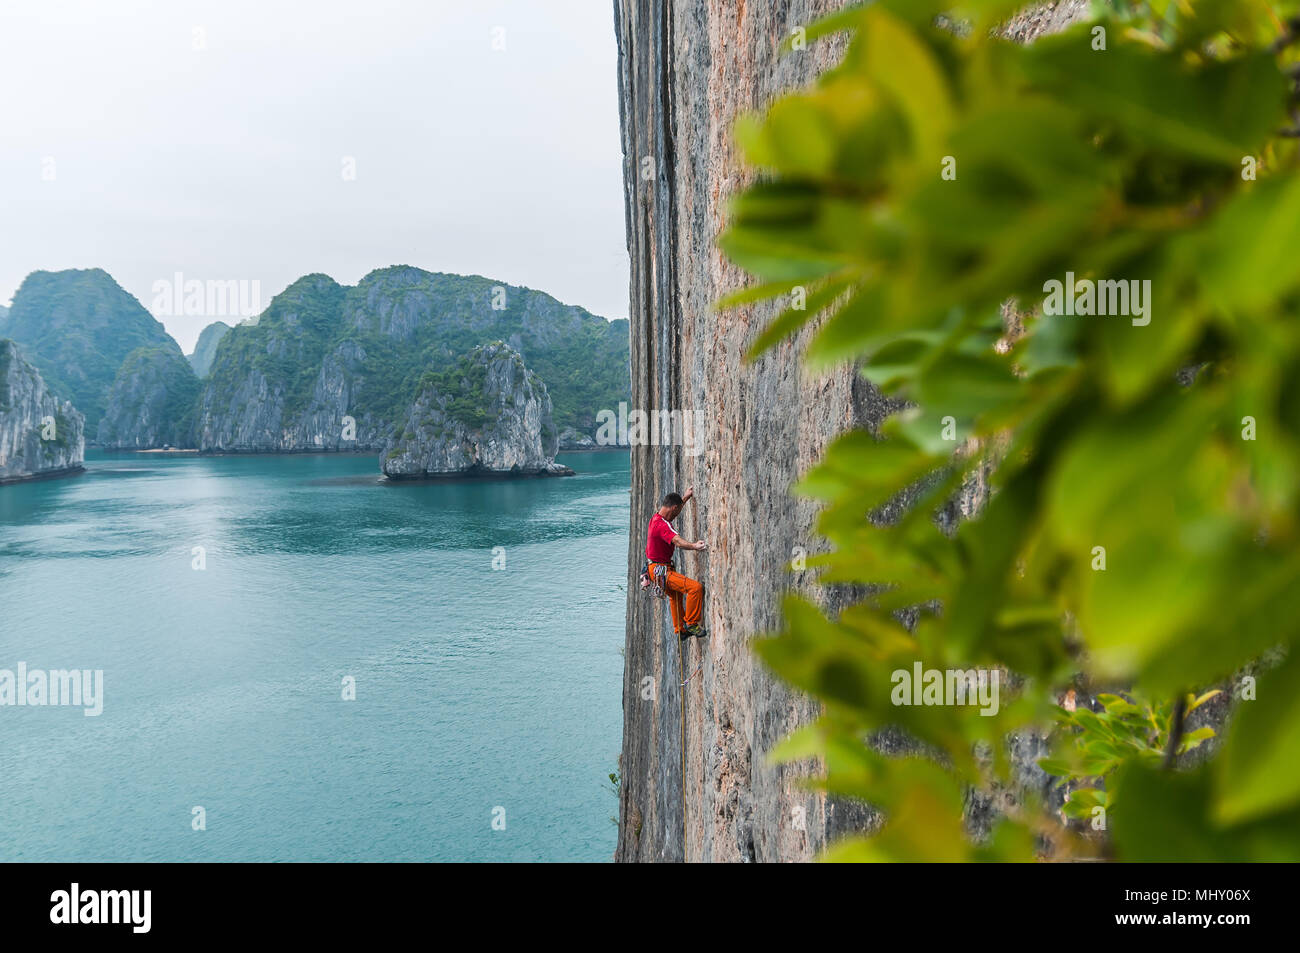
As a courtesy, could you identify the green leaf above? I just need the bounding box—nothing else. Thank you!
[795,429,940,514]
[1186,689,1222,714]
[1178,726,1216,754]
[1021,32,1287,163]
[714,278,806,311]
[743,272,859,360]
[859,7,954,168]
[1113,763,1300,861]
[1192,175,1300,314]
[766,724,825,765]
[763,96,840,177]
[1215,652,1300,825]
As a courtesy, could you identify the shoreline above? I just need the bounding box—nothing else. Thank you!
[0,464,87,487]
[382,464,576,484]
[87,448,588,483]
[558,444,630,453]
[94,446,630,458]
[96,447,379,457]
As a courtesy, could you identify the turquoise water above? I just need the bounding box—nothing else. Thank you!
[0,450,628,861]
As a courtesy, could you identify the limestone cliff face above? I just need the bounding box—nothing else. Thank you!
[381,342,565,478]
[614,0,1088,862]
[558,426,597,450]
[1,269,175,434]
[98,343,201,449]
[196,267,629,452]
[0,339,85,483]
[615,0,864,864]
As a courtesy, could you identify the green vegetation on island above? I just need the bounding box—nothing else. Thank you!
[2,269,175,431]
[99,344,203,448]
[202,265,629,446]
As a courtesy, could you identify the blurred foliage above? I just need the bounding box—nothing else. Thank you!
[1041,689,1219,822]
[721,0,1300,860]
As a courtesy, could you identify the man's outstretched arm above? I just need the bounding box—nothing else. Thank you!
[672,533,707,552]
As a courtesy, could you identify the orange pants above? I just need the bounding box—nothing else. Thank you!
[650,562,703,632]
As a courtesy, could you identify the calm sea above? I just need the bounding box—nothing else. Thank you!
[0,450,628,861]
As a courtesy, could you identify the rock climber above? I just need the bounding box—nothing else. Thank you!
[643,488,707,640]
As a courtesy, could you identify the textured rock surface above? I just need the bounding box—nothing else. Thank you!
[615,0,861,864]
[0,339,85,483]
[558,426,597,450]
[187,321,232,378]
[381,342,566,478]
[1002,0,1090,42]
[614,0,1089,862]
[98,343,201,449]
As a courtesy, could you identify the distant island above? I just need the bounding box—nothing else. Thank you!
[382,341,574,480]
[0,266,629,483]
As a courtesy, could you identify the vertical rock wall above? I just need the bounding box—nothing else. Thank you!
[614,0,862,863]
[613,0,1089,862]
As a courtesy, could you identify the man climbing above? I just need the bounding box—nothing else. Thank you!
[644,488,707,640]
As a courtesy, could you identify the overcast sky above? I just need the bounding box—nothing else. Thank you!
[0,0,628,351]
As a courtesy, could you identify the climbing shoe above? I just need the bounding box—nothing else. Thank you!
[683,624,707,640]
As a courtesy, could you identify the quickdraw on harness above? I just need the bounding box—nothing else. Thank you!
[639,560,670,598]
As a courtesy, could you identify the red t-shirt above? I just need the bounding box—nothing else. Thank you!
[645,513,677,563]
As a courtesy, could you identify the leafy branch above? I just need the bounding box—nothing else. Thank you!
[721,0,1300,861]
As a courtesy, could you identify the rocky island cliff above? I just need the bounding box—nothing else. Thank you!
[198,266,629,454]
[1,265,629,458]
[98,343,201,450]
[1,269,176,435]
[0,339,85,483]
[382,342,570,479]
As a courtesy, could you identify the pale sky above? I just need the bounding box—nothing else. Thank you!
[0,0,628,352]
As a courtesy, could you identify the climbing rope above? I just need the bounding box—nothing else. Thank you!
[679,633,688,862]
[678,493,702,862]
